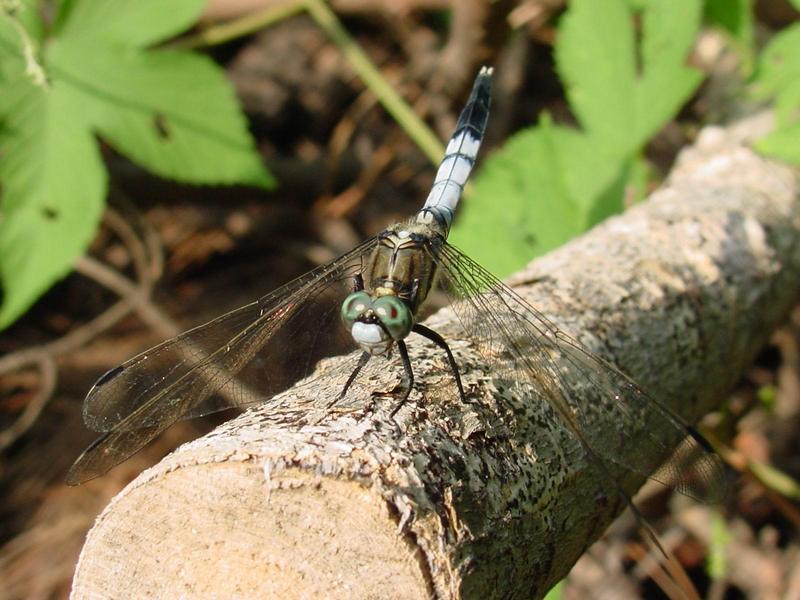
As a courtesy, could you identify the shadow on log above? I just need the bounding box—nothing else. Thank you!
[71,119,800,600]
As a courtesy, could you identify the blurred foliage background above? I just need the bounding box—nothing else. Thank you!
[1,0,799,598]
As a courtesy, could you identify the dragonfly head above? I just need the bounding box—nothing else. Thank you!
[342,291,413,355]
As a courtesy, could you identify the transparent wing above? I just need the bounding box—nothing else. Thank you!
[429,240,726,503]
[67,237,377,485]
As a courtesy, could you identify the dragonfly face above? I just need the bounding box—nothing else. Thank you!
[342,225,441,356]
[341,291,412,356]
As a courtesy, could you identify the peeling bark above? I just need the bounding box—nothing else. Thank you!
[71,119,800,600]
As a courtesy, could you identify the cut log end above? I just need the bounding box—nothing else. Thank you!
[73,463,430,599]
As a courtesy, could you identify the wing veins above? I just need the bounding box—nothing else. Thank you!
[432,242,725,500]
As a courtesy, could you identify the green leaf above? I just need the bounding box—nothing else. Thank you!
[753,23,800,98]
[0,0,44,87]
[55,0,207,48]
[756,383,777,411]
[453,0,704,276]
[755,119,800,163]
[0,0,273,327]
[556,0,636,153]
[451,124,580,277]
[557,0,702,156]
[544,123,625,217]
[0,80,106,327]
[451,116,647,277]
[2,0,44,40]
[753,23,800,165]
[543,580,565,600]
[50,39,272,187]
[748,457,800,499]
[635,0,704,141]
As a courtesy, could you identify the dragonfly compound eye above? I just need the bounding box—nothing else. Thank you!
[372,296,412,341]
[341,291,372,327]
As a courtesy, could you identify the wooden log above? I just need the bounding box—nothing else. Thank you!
[71,119,800,600]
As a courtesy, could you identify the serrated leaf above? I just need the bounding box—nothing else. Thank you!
[557,0,702,156]
[635,0,703,140]
[0,0,273,328]
[546,124,624,216]
[50,39,272,187]
[753,23,800,165]
[755,120,800,163]
[455,88,667,278]
[753,23,800,97]
[450,124,581,276]
[55,0,207,48]
[451,115,650,277]
[556,0,636,153]
[0,80,106,327]
[453,0,704,276]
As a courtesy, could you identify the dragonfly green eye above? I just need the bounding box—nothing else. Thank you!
[373,296,412,340]
[341,291,372,327]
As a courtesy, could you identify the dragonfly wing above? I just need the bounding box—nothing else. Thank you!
[68,237,377,485]
[429,240,726,503]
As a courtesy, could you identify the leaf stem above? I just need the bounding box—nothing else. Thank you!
[168,0,307,50]
[169,0,444,167]
[1,0,47,87]
[304,0,443,165]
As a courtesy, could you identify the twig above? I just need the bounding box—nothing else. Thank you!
[168,0,307,50]
[72,256,178,339]
[0,207,173,447]
[305,0,444,165]
[316,133,398,218]
[172,0,445,165]
[0,351,57,451]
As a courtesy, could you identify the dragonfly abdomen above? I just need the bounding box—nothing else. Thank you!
[416,66,493,234]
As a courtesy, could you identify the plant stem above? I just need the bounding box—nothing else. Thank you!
[169,0,444,166]
[169,0,307,50]
[305,0,443,165]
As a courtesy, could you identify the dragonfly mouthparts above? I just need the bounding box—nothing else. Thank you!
[351,321,392,356]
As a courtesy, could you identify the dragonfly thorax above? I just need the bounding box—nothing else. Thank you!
[364,223,441,313]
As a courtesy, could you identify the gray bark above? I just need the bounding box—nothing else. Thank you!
[71,118,800,600]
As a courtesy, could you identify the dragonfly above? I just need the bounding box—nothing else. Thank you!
[67,67,725,513]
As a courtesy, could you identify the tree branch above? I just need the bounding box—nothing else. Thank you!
[71,118,800,600]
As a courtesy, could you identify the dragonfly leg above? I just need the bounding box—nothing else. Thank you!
[410,278,420,304]
[389,341,415,418]
[412,323,466,403]
[330,351,371,408]
[351,273,365,292]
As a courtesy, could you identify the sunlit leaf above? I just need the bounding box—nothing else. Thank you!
[0,0,273,327]
[452,0,703,276]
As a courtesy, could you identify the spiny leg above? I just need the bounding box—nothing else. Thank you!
[412,323,466,403]
[389,340,415,418]
[329,351,371,408]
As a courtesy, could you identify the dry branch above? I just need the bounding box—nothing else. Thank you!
[71,119,800,600]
